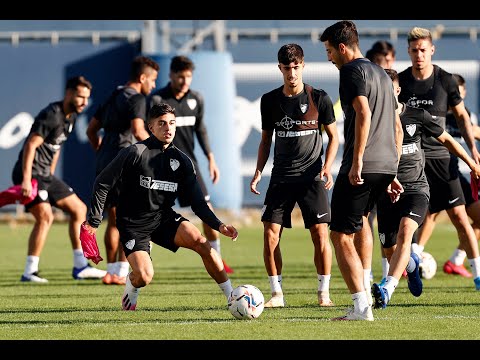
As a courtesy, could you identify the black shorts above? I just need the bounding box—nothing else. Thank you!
[377,191,429,248]
[261,176,330,229]
[117,208,188,258]
[177,168,209,207]
[12,173,75,211]
[330,173,395,234]
[424,157,465,213]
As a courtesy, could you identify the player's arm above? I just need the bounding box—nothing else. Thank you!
[86,116,102,151]
[20,134,43,197]
[87,146,133,228]
[50,148,60,175]
[452,101,480,164]
[473,124,480,141]
[322,122,339,190]
[350,95,371,185]
[250,129,273,195]
[437,130,480,177]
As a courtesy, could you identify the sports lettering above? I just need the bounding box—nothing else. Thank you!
[402,143,419,155]
[139,175,178,192]
[276,129,317,138]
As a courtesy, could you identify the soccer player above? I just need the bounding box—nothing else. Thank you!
[372,69,480,309]
[149,55,234,274]
[11,76,106,283]
[86,56,159,285]
[398,27,480,290]
[82,103,239,311]
[365,40,398,283]
[320,20,404,321]
[249,43,339,308]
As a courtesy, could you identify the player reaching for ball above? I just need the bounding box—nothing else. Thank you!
[81,102,239,311]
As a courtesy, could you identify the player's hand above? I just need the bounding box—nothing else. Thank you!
[320,167,334,190]
[471,164,480,180]
[219,223,239,242]
[21,178,33,198]
[250,170,262,195]
[348,162,364,186]
[471,147,480,165]
[208,154,220,184]
[387,177,404,203]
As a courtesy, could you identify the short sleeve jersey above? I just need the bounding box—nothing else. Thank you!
[260,83,336,183]
[93,86,147,174]
[339,58,398,175]
[13,101,76,178]
[398,65,462,159]
[398,104,444,198]
[149,84,211,164]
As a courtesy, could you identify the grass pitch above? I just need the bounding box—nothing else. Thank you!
[1,218,480,341]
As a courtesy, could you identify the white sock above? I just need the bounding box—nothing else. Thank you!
[382,258,390,279]
[269,275,283,295]
[219,279,233,299]
[352,291,369,313]
[209,238,221,255]
[106,262,116,275]
[363,269,372,290]
[73,249,88,268]
[411,243,424,256]
[383,276,398,301]
[117,261,130,277]
[24,255,39,276]
[406,255,416,273]
[317,274,331,292]
[450,249,467,266]
[468,257,480,279]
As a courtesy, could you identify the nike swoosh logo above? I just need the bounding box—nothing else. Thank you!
[175,216,182,222]
[409,212,421,217]
[448,197,459,204]
[317,213,328,219]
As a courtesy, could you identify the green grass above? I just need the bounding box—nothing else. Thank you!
[1,220,480,340]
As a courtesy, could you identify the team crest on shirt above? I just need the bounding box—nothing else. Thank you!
[187,99,197,110]
[406,124,416,137]
[379,233,386,245]
[300,103,308,113]
[125,239,135,250]
[170,159,180,171]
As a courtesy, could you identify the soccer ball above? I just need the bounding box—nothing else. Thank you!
[419,251,437,280]
[228,284,264,320]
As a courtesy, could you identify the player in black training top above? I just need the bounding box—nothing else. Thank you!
[83,103,239,311]
[149,55,234,274]
[12,76,106,283]
[250,43,339,309]
[372,69,480,310]
[398,26,480,291]
[86,56,159,285]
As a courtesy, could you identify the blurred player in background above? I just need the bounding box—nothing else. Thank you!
[12,76,106,283]
[149,55,234,274]
[86,56,159,285]
[417,73,480,277]
[399,27,480,290]
[250,43,339,308]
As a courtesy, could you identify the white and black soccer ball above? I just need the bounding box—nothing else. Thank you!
[419,251,437,280]
[228,284,264,320]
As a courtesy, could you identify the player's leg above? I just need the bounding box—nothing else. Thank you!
[174,219,233,300]
[53,177,106,280]
[122,250,153,311]
[260,183,293,308]
[21,201,54,283]
[299,178,334,306]
[446,204,480,288]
